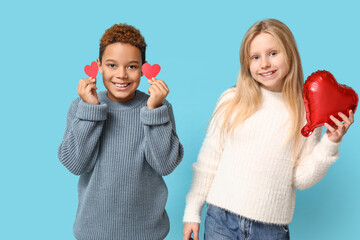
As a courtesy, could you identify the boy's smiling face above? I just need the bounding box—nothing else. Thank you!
[97,42,142,102]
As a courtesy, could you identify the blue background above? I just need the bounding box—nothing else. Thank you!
[1,0,359,239]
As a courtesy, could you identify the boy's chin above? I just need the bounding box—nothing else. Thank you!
[106,89,137,103]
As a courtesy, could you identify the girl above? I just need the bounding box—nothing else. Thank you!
[182,19,354,240]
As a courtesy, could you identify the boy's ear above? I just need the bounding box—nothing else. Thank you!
[141,61,147,76]
[97,58,103,74]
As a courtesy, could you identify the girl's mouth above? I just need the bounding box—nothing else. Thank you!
[259,70,277,77]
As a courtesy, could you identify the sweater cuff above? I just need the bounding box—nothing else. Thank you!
[140,105,170,125]
[76,101,108,121]
[183,202,203,224]
[319,134,341,156]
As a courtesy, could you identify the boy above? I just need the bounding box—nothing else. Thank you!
[58,23,184,240]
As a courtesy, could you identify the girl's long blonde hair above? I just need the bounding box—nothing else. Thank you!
[211,19,304,154]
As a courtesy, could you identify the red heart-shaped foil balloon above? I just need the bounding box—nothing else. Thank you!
[142,63,161,79]
[84,61,98,79]
[301,70,358,137]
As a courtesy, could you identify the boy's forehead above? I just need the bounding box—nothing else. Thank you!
[103,42,142,62]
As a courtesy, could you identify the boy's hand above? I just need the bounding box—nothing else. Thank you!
[183,223,200,240]
[324,110,354,143]
[147,78,169,110]
[78,77,99,105]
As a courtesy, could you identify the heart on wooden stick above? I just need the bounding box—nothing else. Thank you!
[301,70,358,137]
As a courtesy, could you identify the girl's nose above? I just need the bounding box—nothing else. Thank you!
[261,58,271,69]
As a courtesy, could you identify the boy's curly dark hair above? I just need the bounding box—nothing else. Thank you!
[99,23,146,64]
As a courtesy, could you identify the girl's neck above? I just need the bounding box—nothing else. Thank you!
[260,87,283,105]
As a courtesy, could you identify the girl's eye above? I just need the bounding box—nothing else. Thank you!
[270,52,277,56]
[108,64,116,68]
[252,56,259,60]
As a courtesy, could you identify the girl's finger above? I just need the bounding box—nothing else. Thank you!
[338,112,352,128]
[324,122,336,133]
[349,110,355,123]
[329,115,343,127]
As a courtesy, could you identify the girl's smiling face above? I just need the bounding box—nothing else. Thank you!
[98,42,142,102]
[249,32,289,92]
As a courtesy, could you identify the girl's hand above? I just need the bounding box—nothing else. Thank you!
[324,110,355,143]
[147,78,169,110]
[77,77,99,105]
[183,223,200,240]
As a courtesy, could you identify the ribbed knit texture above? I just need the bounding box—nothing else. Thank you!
[58,90,184,240]
[183,87,341,225]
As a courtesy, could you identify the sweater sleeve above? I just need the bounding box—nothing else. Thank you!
[140,101,184,176]
[58,99,108,175]
[292,127,341,190]
[183,90,233,223]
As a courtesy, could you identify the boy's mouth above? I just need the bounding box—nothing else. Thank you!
[112,82,131,90]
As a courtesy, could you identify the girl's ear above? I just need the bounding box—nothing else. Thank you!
[97,58,103,74]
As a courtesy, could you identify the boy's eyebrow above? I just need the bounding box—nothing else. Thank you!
[128,60,141,64]
[104,59,140,64]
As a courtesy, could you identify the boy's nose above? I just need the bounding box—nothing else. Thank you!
[116,68,127,79]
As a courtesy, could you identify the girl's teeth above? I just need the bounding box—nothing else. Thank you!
[261,71,274,76]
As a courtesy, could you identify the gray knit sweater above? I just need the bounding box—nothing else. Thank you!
[58,90,184,240]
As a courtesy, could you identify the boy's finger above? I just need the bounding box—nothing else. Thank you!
[86,77,97,85]
[80,78,96,88]
[148,78,155,85]
[149,84,161,93]
[151,81,168,93]
[156,80,169,92]
[85,83,97,94]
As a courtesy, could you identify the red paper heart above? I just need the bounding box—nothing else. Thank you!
[142,63,161,79]
[84,61,98,79]
[301,70,358,137]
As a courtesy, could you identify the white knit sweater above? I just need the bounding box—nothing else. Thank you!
[183,87,341,225]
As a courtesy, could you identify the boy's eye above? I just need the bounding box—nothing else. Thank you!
[108,64,116,68]
[128,65,137,69]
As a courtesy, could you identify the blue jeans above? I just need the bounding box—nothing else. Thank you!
[204,204,290,240]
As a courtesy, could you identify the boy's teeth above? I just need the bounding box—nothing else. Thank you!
[115,83,129,87]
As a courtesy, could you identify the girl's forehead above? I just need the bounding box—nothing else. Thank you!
[249,33,282,52]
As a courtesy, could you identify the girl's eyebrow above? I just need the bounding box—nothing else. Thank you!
[250,47,279,55]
